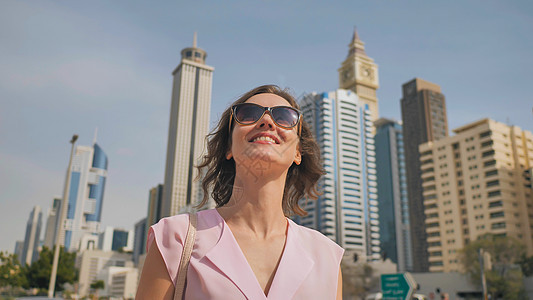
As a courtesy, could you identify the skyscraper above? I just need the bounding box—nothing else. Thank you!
[21,205,42,266]
[148,184,163,229]
[419,119,533,272]
[63,143,108,251]
[375,118,413,272]
[161,33,214,217]
[400,78,448,272]
[297,89,380,260]
[338,29,380,123]
[132,218,147,265]
[43,197,61,249]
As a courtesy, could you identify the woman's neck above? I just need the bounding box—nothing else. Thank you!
[217,172,288,239]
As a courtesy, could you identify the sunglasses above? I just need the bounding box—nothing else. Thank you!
[229,103,302,135]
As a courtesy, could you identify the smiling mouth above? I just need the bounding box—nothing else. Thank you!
[250,136,278,144]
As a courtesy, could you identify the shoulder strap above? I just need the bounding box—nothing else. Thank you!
[174,212,197,300]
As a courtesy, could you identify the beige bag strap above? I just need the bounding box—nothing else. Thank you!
[174,212,197,300]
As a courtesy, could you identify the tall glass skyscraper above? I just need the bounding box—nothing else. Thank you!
[297,89,380,260]
[375,118,413,271]
[63,143,108,251]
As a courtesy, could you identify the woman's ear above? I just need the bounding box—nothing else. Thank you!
[226,150,233,160]
[294,149,302,165]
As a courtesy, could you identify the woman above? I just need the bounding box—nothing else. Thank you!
[136,85,344,299]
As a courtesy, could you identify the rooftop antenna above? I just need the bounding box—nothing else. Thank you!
[193,31,197,48]
[93,127,98,145]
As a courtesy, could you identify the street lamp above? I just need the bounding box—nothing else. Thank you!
[48,134,78,298]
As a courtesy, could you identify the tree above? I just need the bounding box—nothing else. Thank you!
[459,234,527,300]
[342,260,380,300]
[517,254,533,276]
[0,251,27,290]
[25,246,78,292]
[90,279,105,299]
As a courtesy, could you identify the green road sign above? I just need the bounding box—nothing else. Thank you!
[381,272,417,300]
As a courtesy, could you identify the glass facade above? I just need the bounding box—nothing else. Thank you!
[296,89,380,260]
[375,118,413,272]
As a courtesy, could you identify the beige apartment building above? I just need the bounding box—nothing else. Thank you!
[419,118,533,272]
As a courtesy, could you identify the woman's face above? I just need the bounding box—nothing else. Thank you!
[228,93,301,180]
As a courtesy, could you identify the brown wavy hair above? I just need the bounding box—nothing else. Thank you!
[196,84,323,216]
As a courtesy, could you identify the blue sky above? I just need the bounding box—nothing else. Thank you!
[1,0,532,252]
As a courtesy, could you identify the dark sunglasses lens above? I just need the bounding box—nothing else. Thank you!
[272,107,299,127]
[234,104,264,124]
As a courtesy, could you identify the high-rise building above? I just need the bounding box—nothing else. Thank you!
[400,78,448,272]
[297,89,380,260]
[132,218,147,265]
[43,197,61,249]
[14,241,24,264]
[63,143,108,251]
[419,119,533,272]
[161,33,214,217]
[21,205,42,266]
[148,184,163,230]
[338,29,379,123]
[375,118,413,272]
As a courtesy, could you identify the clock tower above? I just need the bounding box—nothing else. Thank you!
[338,29,379,122]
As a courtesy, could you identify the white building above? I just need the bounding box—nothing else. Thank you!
[297,89,380,260]
[63,143,108,252]
[76,250,134,298]
[161,33,214,217]
[98,266,138,299]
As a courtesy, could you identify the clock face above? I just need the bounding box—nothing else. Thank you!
[342,68,353,82]
[360,65,374,80]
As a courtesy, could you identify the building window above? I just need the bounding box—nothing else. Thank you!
[484,160,496,167]
[482,150,495,157]
[428,241,442,247]
[481,140,493,148]
[480,131,492,138]
[490,211,505,219]
[488,190,501,198]
[486,180,500,187]
[490,222,505,229]
[485,170,498,177]
[489,200,503,208]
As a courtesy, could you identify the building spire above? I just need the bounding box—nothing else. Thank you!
[193,32,197,48]
[351,26,360,44]
[347,26,366,57]
[93,127,98,145]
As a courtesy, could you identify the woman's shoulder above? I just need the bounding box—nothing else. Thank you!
[288,219,344,254]
[154,212,190,229]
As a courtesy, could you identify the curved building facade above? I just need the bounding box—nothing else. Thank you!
[64,143,108,251]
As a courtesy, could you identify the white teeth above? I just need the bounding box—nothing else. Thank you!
[252,136,276,143]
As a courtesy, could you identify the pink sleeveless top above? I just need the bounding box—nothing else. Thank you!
[147,209,344,300]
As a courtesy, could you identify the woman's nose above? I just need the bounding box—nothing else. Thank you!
[257,111,275,129]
